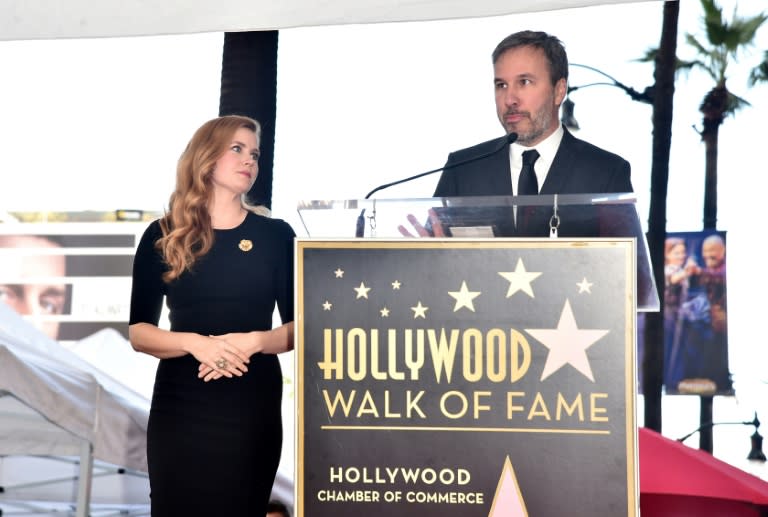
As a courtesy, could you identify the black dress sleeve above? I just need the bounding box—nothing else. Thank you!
[273,219,296,325]
[129,220,166,326]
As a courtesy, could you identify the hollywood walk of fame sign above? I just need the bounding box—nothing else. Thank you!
[296,239,639,516]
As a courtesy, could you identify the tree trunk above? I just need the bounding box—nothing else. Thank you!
[643,0,679,433]
[695,84,726,451]
[219,31,279,209]
[700,86,727,230]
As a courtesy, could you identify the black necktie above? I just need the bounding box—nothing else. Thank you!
[517,149,540,196]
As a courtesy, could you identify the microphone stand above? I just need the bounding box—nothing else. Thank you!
[355,132,517,237]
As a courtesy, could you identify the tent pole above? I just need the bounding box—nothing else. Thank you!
[75,440,93,517]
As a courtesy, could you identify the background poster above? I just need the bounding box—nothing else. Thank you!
[297,239,637,516]
[660,231,731,395]
[0,222,147,344]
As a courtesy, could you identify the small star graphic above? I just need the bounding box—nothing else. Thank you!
[334,268,344,278]
[448,281,481,312]
[411,301,428,319]
[577,277,593,294]
[392,280,402,290]
[525,299,609,382]
[322,301,332,311]
[354,282,371,299]
[498,258,542,298]
[380,307,390,317]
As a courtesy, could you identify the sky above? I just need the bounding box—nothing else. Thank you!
[2,0,767,479]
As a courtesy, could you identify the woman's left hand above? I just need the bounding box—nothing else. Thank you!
[198,332,259,382]
[197,323,293,381]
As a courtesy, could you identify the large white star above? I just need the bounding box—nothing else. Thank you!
[354,282,371,299]
[448,281,481,312]
[525,299,609,382]
[498,258,542,298]
[411,301,428,319]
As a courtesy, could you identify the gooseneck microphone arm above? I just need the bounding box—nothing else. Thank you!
[355,132,518,237]
[364,132,518,200]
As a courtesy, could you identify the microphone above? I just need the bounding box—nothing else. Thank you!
[355,132,518,237]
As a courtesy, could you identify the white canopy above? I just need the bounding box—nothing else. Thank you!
[2,0,649,41]
[0,304,150,515]
[0,304,149,470]
[0,302,295,514]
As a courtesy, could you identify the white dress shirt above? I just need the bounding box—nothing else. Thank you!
[509,124,565,195]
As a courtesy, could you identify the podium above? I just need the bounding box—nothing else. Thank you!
[295,194,655,516]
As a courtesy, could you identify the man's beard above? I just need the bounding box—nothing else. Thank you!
[506,108,552,146]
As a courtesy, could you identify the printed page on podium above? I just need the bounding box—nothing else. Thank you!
[296,239,639,517]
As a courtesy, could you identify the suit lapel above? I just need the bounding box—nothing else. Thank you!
[540,129,577,195]
[486,146,513,194]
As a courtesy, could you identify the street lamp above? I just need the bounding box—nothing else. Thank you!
[677,412,766,462]
[561,63,654,130]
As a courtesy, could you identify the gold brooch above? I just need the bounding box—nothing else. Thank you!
[238,239,253,252]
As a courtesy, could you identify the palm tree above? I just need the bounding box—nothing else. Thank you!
[644,0,766,452]
[642,0,681,434]
[680,0,766,229]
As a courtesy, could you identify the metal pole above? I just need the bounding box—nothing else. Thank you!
[75,440,93,517]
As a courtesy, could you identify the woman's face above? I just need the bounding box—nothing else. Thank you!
[210,127,260,196]
[666,242,686,266]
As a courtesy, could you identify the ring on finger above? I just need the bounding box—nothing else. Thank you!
[215,358,228,369]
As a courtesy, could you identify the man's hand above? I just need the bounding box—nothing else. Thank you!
[398,209,445,237]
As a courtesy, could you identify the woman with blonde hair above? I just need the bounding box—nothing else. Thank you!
[129,115,295,515]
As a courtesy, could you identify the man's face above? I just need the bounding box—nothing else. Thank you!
[494,46,566,147]
[702,239,725,269]
[0,236,67,340]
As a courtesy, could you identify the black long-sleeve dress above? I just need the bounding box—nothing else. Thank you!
[129,212,295,516]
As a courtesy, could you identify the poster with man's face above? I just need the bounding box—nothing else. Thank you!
[638,230,731,396]
[0,224,145,343]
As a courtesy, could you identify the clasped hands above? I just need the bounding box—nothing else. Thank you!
[197,332,254,382]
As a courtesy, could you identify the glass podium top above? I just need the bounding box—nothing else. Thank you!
[298,193,659,312]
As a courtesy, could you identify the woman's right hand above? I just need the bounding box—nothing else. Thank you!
[188,335,250,382]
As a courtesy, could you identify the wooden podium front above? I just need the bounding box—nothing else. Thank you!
[296,238,639,516]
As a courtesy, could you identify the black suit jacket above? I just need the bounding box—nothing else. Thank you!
[433,127,632,197]
[431,129,633,238]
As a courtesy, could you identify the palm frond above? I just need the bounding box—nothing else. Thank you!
[748,50,768,86]
[726,91,751,115]
[635,47,657,63]
[635,46,698,79]
[687,0,767,87]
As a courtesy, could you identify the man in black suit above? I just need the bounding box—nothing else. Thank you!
[429,30,633,238]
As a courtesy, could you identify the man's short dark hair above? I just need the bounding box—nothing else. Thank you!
[266,499,291,517]
[491,30,569,86]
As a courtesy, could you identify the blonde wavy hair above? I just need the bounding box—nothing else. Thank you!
[157,115,270,282]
